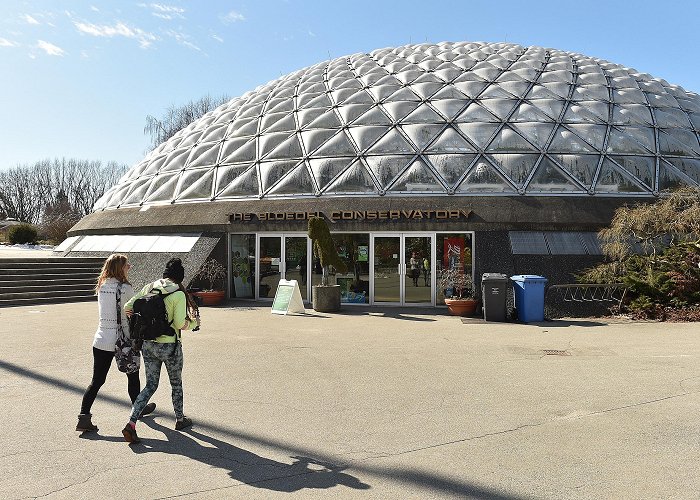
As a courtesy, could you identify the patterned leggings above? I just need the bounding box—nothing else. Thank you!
[130,341,184,421]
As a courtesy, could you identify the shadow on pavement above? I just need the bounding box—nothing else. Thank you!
[1,359,526,499]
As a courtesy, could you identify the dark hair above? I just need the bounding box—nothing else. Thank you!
[163,258,185,284]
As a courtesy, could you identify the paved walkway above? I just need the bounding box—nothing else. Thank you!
[1,301,698,499]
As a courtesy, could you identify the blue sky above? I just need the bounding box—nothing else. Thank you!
[1,0,699,169]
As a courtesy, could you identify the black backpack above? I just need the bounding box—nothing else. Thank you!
[129,288,176,342]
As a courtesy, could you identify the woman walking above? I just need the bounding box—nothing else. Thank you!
[76,254,155,432]
[122,258,200,443]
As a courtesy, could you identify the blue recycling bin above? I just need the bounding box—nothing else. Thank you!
[510,275,548,322]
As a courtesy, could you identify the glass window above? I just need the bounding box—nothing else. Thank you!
[325,233,370,304]
[229,235,255,299]
[436,233,473,304]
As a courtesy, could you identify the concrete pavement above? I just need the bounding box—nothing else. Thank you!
[0,301,698,499]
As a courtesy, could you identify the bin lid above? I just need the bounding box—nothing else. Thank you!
[481,273,508,281]
[510,274,548,282]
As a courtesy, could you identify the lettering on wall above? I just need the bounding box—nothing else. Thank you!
[230,209,472,222]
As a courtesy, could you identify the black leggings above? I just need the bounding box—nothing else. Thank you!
[80,346,140,414]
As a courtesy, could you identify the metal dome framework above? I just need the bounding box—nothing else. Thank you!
[95,41,700,211]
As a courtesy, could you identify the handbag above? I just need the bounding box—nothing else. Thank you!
[114,284,141,374]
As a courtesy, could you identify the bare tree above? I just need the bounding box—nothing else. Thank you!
[144,94,231,151]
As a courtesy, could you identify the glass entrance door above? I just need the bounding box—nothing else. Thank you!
[257,234,310,300]
[371,234,434,305]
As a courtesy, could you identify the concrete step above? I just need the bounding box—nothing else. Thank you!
[0,289,96,301]
[0,283,95,294]
[0,262,102,271]
[0,268,100,276]
[0,295,97,307]
[0,278,96,288]
[0,257,104,264]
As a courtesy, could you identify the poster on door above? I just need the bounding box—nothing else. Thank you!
[443,237,463,271]
[231,244,253,298]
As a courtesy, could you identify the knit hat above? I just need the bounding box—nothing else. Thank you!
[163,258,185,284]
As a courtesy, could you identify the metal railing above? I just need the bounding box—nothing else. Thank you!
[547,283,628,307]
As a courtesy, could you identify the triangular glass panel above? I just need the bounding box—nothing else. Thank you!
[297,107,327,128]
[526,84,562,100]
[384,87,421,102]
[456,122,501,149]
[348,125,391,151]
[480,84,516,99]
[527,157,584,193]
[454,102,499,123]
[511,123,555,148]
[594,158,648,193]
[145,173,180,202]
[541,81,571,99]
[366,129,415,154]
[487,153,540,187]
[301,129,340,155]
[529,99,566,120]
[401,104,444,124]
[432,85,468,100]
[658,160,695,192]
[452,80,488,98]
[609,155,655,189]
[426,127,476,153]
[456,158,516,193]
[613,89,646,104]
[664,157,700,186]
[300,93,332,109]
[389,158,445,192]
[323,159,378,194]
[563,102,607,124]
[486,126,538,152]
[259,159,301,192]
[410,82,445,99]
[199,124,229,143]
[654,107,691,128]
[313,130,358,157]
[612,104,653,125]
[400,124,445,150]
[142,155,169,176]
[509,102,552,123]
[549,154,600,188]
[512,67,540,82]
[187,142,221,169]
[216,164,259,198]
[331,87,359,104]
[352,106,392,126]
[430,99,468,120]
[266,99,294,114]
[658,129,700,155]
[425,153,477,187]
[176,168,215,200]
[497,80,531,98]
[434,67,462,82]
[121,178,152,206]
[337,104,373,124]
[268,163,316,195]
[565,124,607,151]
[105,184,131,207]
[343,90,374,105]
[231,118,259,137]
[548,126,597,153]
[263,134,303,160]
[309,157,354,190]
[160,148,191,172]
[572,85,609,102]
[606,127,654,154]
[367,85,401,101]
[473,66,501,81]
[220,137,256,164]
[364,155,413,188]
[178,131,203,148]
[264,114,297,133]
[303,110,342,130]
[381,101,421,121]
[478,98,518,120]
[259,133,293,158]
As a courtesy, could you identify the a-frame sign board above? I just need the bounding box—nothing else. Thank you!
[271,279,306,315]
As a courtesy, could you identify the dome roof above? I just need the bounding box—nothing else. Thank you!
[95,41,700,211]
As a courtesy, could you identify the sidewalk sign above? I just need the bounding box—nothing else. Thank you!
[271,279,306,315]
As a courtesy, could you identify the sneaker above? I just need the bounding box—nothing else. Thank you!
[140,402,156,417]
[122,424,141,444]
[175,416,192,431]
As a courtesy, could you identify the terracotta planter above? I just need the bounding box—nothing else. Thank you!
[192,290,225,306]
[444,298,478,316]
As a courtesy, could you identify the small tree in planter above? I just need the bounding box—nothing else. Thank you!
[308,216,347,312]
[439,268,477,316]
[191,258,227,306]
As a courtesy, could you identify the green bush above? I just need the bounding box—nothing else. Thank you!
[8,224,38,244]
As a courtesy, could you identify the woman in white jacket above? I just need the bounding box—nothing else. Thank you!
[76,254,155,432]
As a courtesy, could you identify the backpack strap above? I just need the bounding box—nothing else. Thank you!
[153,287,177,336]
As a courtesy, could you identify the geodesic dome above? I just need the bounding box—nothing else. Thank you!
[94,41,700,211]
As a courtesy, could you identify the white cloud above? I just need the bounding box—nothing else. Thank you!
[150,3,185,14]
[220,10,245,24]
[211,34,223,43]
[36,40,65,56]
[308,30,316,37]
[90,6,99,12]
[165,30,201,52]
[0,38,19,47]
[74,21,157,48]
[24,14,40,25]
[153,13,173,20]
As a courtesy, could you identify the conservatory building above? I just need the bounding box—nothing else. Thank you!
[65,41,700,307]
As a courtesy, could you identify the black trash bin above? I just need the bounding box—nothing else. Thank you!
[481,273,508,322]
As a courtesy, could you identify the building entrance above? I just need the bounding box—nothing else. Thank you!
[371,234,434,306]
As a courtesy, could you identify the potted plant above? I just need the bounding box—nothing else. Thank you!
[308,216,347,312]
[191,258,227,306]
[439,268,478,316]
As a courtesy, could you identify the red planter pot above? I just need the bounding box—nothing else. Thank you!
[192,290,226,306]
[444,298,478,316]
